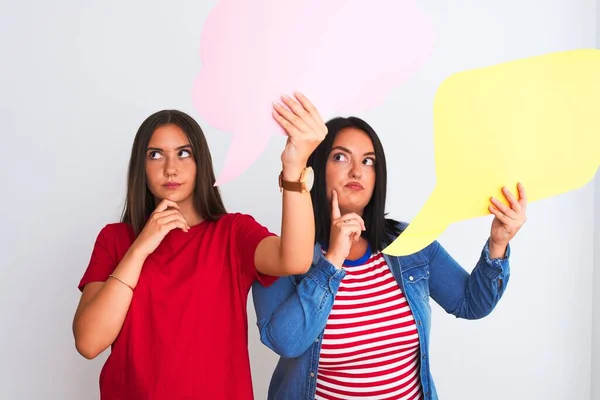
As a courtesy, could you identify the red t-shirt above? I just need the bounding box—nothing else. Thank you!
[78,213,277,400]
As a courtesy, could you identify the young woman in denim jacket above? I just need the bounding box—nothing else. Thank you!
[252,116,528,400]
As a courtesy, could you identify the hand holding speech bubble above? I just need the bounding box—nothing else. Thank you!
[383,49,600,256]
[193,0,435,185]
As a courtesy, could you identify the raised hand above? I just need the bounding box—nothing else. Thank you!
[488,182,528,257]
[325,190,366,269]
[273,92,328,178]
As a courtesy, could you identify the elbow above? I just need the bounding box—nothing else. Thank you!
[73,329,107,360]
[460,310,491,321]
[75,338,102,360]
[260,328,311,358]
[454,303,496,320]
[288,262,311,275]
[281,255,312,275]
[265,338,309,359]
[278,346,307,359]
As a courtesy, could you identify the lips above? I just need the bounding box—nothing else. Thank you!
[345,182,364,191]
[163,182,181,189]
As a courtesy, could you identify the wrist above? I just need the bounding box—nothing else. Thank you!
[129,242,150,261]
[281,162,307,181]
[489,239,508,259]
[325,251,345,270]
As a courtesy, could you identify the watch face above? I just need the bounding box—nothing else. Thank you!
[305,167,314,191]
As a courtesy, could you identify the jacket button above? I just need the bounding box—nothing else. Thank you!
[310,372,315,378]
[315,338,320,343]
[408,276,414,281]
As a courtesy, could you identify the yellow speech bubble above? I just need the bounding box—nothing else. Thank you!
[383,49,600,256]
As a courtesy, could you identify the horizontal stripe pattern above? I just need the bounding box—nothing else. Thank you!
[316,253,422,400]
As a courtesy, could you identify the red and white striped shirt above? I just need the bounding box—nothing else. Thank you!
[316,252,422,400]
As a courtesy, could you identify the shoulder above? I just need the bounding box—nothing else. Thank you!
[96,222,134,242]
[89,223,136,259]
[395,221,409,232]
[225,212,258,222]
[386,220,439,261]
[385,220,409,242]
[221,212,266,229]
[85,223,134,271]
[212,213,275,241]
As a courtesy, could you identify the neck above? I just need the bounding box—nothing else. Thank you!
[347,237,369,261]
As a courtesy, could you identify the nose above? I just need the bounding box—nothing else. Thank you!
[349,160,362,179]
[164,156,178,177]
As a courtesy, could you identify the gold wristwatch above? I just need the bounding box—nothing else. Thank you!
[278,167,314,193]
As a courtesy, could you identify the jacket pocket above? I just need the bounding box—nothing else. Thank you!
[401,262,431,301]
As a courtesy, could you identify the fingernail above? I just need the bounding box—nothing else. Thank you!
[294,91,303,97]
[282,94,291,100]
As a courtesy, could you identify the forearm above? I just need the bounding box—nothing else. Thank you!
[73,247,146,359]
[279,165,315,273]
[429,239,510,320]
[463,242,510,317]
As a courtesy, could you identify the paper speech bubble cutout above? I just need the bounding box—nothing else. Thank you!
[383,49,600,256]
[193,0,435,185]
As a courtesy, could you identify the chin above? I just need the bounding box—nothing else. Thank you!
[340,203,367,215]
[153,189,192,204]
[169,193,194,203]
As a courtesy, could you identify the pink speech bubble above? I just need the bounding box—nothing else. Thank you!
[193,0,435,185]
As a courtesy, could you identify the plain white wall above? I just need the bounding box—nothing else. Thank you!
[0,1,598,399]
[592,1,600,396]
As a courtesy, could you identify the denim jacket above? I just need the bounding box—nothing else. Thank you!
[252,228,510,400]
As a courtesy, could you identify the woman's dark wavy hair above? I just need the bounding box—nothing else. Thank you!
[121,110,226,235]
[307,117,403,252]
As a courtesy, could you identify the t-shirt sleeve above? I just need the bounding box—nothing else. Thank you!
[232,214,278,288]
[78,225,117,292]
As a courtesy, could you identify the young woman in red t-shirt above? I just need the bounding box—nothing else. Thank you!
[72,93,325,399]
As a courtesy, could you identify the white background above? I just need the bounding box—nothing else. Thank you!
[0,1,598,399]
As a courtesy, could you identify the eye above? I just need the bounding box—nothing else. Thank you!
[179,149,192,158]
[332,153,348,162]
[363,157,375,166]
[148,150,163,160]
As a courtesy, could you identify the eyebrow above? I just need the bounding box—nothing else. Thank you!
[146,144,192,152]
[331,146,376,157]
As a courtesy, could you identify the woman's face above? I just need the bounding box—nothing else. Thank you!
[145,124,197,206]
[325,127,376,216]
